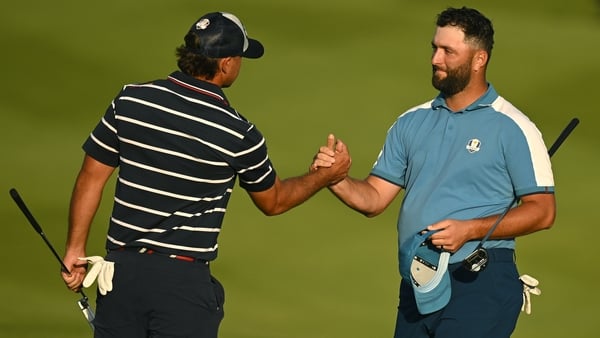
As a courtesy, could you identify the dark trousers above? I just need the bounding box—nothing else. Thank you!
[93,250,224,338]
[394,249,523,338]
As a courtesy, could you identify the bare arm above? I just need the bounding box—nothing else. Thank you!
[427,193,556,252]
[62,155,115,291]
[328,175,402,217]
[311,134,402,217]
[247,134,351,216]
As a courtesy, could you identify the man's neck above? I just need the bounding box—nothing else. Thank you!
[444,81,488,112]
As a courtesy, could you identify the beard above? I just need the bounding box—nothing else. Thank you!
[432,60,472,96]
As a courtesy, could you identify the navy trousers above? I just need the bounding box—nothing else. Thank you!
[93,249,224,338]
[394,249,523,338]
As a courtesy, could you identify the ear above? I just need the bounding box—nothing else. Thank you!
[473,50,488,71]
[219,57,233,74]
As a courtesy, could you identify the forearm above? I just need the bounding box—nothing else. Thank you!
[62,183,99,289]
[469,194,556,240]
[65,155,114,255]
[65,180,103,255]
[328,176,395,217]
[250,141,351,216]
[62,155,114,291]
[427,193,556,253]
[259,170,334,216]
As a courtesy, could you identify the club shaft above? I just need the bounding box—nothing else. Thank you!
[9,189,90,299]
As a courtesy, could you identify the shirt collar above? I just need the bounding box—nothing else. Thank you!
[431,83,498,113]
[167,71,230,106]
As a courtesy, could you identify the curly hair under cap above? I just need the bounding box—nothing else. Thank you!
[436,6,494,61]
[175,32,220,79]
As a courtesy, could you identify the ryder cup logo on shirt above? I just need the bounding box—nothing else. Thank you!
[466,138,481,153]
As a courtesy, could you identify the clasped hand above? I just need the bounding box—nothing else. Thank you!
[310,134,351,185]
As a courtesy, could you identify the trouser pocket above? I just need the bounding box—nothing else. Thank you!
[210,275,225,312]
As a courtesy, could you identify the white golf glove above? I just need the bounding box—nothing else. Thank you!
[79,256,114,295]
[520,274,541,315]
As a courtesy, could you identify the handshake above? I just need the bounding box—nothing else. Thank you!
[309,134,352,186]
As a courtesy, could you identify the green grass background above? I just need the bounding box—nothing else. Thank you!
[1,1,598,337]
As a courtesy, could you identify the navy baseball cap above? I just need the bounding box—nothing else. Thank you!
[186,12,264,59]
[400,230,451,314]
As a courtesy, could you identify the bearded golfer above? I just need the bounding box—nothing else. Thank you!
[314,7,555,338]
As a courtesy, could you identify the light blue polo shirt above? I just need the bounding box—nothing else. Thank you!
[371,84,554,265]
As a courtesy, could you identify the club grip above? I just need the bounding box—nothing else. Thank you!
[10,188,71,274]
[9,188,44,234]
[548,118,579,157]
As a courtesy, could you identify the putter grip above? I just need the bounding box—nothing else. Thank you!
[9,188,72,274]
[548,118,579,157]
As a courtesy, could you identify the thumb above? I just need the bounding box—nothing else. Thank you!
[335,139,346,153]
[427,220,447,232]
[327,134,335,151]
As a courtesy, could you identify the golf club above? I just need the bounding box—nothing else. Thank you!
[9,188,95,331]
[463,117,580,272]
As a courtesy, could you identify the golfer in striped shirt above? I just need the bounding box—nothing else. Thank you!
[61,12,350,338]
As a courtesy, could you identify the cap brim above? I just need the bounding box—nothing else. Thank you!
[400,230,452,315]
[413,270,451,315]
[242,38,264,58]
[412,251,451,314]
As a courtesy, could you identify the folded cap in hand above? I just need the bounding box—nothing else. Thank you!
[401,230,451,314]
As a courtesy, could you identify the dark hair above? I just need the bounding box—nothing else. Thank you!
[436,7,494,61]
[175,32,219,79]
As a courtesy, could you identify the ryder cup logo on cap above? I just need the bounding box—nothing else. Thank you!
[187,12,264,59]
[400,230,451,314]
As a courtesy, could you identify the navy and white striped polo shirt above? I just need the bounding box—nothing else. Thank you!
[83,71,276,261]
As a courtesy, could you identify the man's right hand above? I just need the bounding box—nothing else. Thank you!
[61,252,88,292]
[310,134,351,185]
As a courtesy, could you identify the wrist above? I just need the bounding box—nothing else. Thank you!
[64,246,86,258]
[328,176,348,190]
